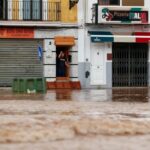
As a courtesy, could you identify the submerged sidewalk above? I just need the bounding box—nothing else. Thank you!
[0,87,149,102]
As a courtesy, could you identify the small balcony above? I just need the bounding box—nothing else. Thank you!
[0,0,61,22]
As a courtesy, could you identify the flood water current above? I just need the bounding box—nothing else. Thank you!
[0,88,150,150]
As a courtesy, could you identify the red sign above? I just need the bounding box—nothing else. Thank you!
[135,32,150,43]
[0,28,34,38]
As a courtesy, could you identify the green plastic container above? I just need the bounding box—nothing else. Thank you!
[13,78,26,93]
[19,79,26,93]
[12,78,19,93]
[12,78,46,93]
[36,78,46,93]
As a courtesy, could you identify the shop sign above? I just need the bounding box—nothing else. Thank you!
[91,36,114,42]
[99,8,148,23]
[0,28,34,38]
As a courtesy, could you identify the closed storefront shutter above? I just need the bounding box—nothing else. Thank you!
[0,39,43,86]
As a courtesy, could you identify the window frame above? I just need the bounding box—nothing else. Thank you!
[23,0,42,21]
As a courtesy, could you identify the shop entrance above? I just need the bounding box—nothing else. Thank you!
[112,43,148,87]
[56,46,70,78]
[90,43,105,85]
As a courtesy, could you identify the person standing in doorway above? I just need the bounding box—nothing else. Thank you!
[57,51,69,77]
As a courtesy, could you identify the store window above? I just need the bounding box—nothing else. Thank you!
[98,0,120,5]
[122,0,144,6]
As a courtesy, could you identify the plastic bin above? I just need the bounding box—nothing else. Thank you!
[12,77,46,93]
[12,78,26,93]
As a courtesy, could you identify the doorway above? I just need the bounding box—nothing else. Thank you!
[112,43,148,87]
[56,46,71,78]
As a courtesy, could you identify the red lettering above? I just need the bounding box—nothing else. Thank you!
[140,12,148,23]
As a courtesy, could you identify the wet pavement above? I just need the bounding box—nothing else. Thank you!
[0,88,150,149]
[1,87,150,102]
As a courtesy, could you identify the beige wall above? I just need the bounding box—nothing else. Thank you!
[48,0,77,23]
[61,0,77,23]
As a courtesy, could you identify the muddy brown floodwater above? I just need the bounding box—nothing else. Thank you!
[0,88,150,150]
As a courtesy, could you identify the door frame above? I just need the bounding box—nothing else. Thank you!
[56,46,71,79]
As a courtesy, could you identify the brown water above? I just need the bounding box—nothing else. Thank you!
[0,88,150,150]
[1,87,149,102]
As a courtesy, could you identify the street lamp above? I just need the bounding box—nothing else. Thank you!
[69,0,79,9]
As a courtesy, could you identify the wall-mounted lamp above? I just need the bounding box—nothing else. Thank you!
[69,0,79,9]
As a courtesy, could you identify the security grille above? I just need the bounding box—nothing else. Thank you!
[113,43,148,87]
[0,39,43,87]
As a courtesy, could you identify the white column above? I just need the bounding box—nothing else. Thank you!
[78,28,85,63]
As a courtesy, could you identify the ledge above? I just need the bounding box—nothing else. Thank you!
[0,21,80,28]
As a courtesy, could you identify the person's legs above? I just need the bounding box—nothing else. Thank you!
[61,67,65,76]
[58,61,65,77]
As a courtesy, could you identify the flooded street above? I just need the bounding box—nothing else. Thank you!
[0,88,150,149]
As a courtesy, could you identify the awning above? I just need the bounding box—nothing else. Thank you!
[89,31,114,42]
[134,32,150,43]
[54,36,75,46]
[89,31,150,43]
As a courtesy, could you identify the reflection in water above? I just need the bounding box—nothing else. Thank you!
[55,90,72,101]
[0,88,149,102]
[0,88,45,100]
[112,88,149,102]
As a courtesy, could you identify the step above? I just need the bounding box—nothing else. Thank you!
[47,81,81,89]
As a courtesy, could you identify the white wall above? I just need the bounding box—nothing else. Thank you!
[78,29,85,62]
[86,0,97,23]
[35,29,78,39]
[35,29,79,82]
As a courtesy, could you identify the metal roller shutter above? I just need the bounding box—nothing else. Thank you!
[113,43,148,87]
[0,39,43,87]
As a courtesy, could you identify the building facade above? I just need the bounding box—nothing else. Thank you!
[79,0,150,88]
[0,0,81,89]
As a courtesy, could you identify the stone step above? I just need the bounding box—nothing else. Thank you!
[56,77,70,81]
[47,81,81,89]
